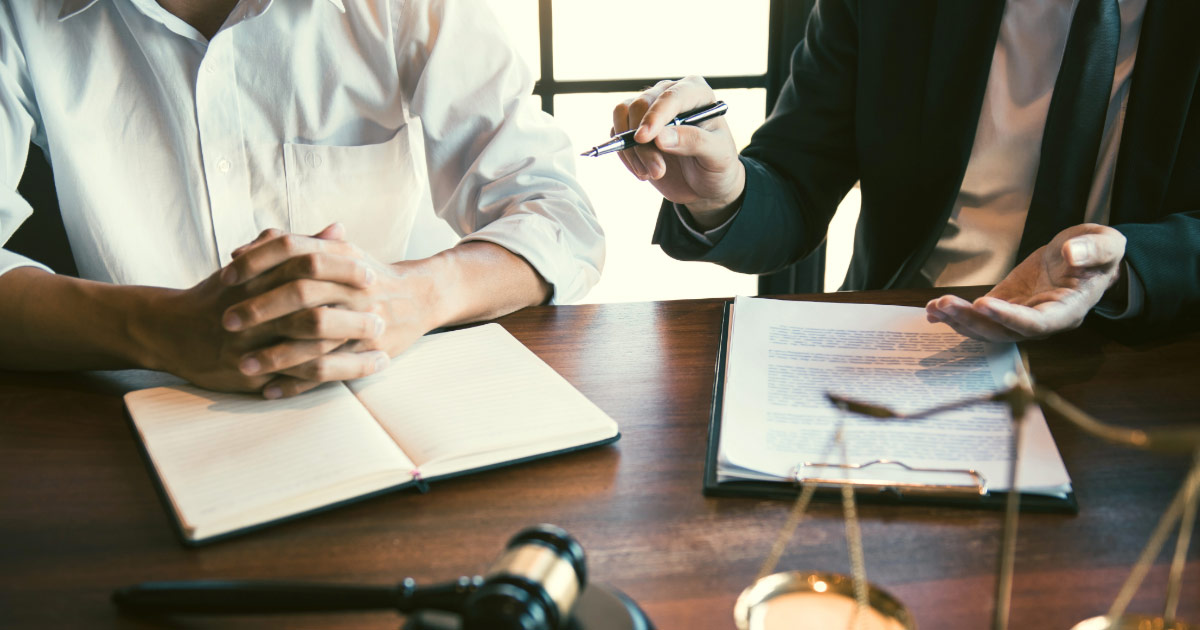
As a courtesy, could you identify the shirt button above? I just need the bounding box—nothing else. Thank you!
[217,159,231,173]
[305,152,323,169]
[205,63,216,74]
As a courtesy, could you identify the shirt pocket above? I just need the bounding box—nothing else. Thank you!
[283,122,429,264]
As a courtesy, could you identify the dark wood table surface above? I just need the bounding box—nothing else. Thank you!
[2,288,1197,629]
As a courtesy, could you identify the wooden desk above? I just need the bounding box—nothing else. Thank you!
[2,288,1197,629]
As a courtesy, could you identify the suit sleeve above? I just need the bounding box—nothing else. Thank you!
[653,0,861,274]
[1115,213,1200,329]
[1113,214,1200,326]
[1110,73,1200,330]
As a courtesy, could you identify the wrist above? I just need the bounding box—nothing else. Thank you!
[387,257,446,331]
[1095,261,1131,315]
[123,285,185,372]
[683,161,746,231]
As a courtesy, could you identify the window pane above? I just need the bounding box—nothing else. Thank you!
[486,0,541,81]
[556,89,766,303]
[552,1,769,81]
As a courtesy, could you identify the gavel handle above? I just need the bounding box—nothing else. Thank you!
[112,579,475,615]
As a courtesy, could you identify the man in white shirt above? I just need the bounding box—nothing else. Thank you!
[0,0,604,398]
[613,0,1199,341]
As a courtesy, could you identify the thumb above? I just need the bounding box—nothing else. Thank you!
[314,222,346,241]
[1062,232,1125,268]
[654,125,732,167]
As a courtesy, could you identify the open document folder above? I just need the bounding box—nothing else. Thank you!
[704,296,1075,511]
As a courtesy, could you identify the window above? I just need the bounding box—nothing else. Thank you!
[487,0,859,302]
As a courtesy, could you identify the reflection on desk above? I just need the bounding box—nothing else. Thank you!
[1,287,1197,630]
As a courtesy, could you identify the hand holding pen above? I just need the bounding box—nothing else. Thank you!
[582,101,728,157]
[603,77,747,229]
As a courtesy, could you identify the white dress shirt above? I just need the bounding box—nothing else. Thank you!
[0,0,604,303]
[920,0,1146,288]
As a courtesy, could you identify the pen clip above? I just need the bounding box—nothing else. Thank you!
[673,101,728,127]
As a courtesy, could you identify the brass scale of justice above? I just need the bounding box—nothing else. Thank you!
[735,359,1200,630]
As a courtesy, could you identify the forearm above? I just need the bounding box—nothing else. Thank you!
[683,161,746,231]
[410,241,552,329]
[0,267,165,371]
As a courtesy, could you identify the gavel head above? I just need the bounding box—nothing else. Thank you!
[461,524,587,630]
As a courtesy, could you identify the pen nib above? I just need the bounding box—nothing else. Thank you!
[580,148,598,157]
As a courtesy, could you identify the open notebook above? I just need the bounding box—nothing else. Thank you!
[124,324,619,544]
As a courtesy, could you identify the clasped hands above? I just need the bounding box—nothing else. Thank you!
[149,223,431,398]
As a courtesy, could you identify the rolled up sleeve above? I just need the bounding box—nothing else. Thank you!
[0,11,49,278]
[396,0,603,304]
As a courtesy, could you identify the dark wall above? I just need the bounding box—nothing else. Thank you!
[8,144,78,276]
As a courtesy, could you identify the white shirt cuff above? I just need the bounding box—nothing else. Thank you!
[0,249,53,278]
[672,202,740,247]
[1093,261,1144,320]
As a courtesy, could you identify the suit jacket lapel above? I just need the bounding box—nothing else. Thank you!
[1110,0,1200,224]
[890,0,1006,287]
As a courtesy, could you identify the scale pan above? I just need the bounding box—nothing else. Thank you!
[734,571,914,630]
[1071,615,1192,630]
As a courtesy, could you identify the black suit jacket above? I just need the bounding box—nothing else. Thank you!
[654,0,1200,329]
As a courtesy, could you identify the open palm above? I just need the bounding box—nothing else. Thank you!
[927,224,1127,341]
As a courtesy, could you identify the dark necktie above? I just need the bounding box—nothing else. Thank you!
[1017,0,1121,260]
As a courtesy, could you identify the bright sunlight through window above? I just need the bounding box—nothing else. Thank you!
[485,0,859,303]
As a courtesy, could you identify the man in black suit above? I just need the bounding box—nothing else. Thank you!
[612,0,1198,341]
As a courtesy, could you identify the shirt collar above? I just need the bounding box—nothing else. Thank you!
[59,0,346,21]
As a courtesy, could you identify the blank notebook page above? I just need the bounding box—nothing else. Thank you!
[346,324,617,471]
[127,381,414,533]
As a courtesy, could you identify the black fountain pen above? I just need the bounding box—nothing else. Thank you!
[580,101,729,157]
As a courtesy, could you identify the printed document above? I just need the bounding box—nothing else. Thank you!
[718,296,1071,497]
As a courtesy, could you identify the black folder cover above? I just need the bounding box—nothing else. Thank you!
[702,301,1077,513]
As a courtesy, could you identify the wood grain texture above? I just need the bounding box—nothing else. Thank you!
[1,288,1197,630]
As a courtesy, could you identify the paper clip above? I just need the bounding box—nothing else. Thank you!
[792,459,988,498]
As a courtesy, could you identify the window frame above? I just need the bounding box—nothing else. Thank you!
[529,0,825,296]
[530,0,812,116]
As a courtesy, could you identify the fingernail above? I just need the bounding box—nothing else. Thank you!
[1068,240,1093,265]
[364,267,377,285]
[263,386,282,400]
[223,312,243,331]
[220,266,238,285]
[372,316,385,338]
[657,127,678,148]
[240,357,261,375]
[374,353,390,372]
